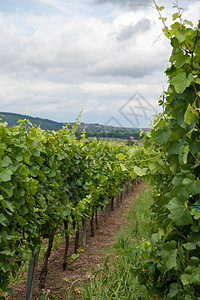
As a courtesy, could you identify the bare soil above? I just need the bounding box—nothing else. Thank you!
[7,182,146,300]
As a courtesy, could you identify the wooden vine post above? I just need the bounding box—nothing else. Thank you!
[74,221,80,253]
[63,219,70,270]
[90,211,94,237]
[111,196,114,211]
[25,251,40,300]
[95,210,98,229]
[39,235,54,289]
[83,218,87,246]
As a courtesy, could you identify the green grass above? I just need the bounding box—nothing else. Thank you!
[65,184,154,300]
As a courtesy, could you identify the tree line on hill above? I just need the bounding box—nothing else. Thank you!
[75,130,142,140]
[0,112,143,140]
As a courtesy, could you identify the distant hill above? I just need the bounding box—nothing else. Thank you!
[0,112,65,131]
[0,112,147,140]
[0,112,104,131]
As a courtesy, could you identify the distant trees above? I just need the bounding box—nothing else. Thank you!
[75,130,142,140]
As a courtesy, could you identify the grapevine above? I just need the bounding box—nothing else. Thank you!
[128,3,200,299]
[0,118,131,296]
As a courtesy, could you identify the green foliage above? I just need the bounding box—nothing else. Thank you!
[0,120,132,294]
[130,3,200,299]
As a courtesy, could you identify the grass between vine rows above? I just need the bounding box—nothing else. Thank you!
[64,184,153,300]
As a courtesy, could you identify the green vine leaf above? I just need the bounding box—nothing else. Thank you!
[133,166,147,177]
[183,242,196,251]
[194,78,200,84]
[172,13,180,20]
[184,104,198,124]
[166,198,193,226]
[171,73,193,93]
[183,19,193,27]
[171,51,190,68]
[120,163,127,172]
[129,170,137,179]
[174,27,192,42]
[183,145,189,164]
[0,214,9,226]
[160,241,177,270]
[0,169,13,182]
[116,153,126,160]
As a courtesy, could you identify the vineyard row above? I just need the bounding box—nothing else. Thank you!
[0,120,135,298]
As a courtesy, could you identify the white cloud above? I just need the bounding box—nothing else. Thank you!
[0,1,198,127]
[182,1,200,26]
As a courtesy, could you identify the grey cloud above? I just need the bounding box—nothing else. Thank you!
[88,66,152,78]
[84,57,165,79]
[93,0,152,9]
[117,18,151,41]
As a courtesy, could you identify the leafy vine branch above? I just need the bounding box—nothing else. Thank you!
[133,3,200,298]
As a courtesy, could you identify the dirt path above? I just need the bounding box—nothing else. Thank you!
[7,182,146,300]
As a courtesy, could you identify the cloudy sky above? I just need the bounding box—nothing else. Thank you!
[0,0,199,128]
